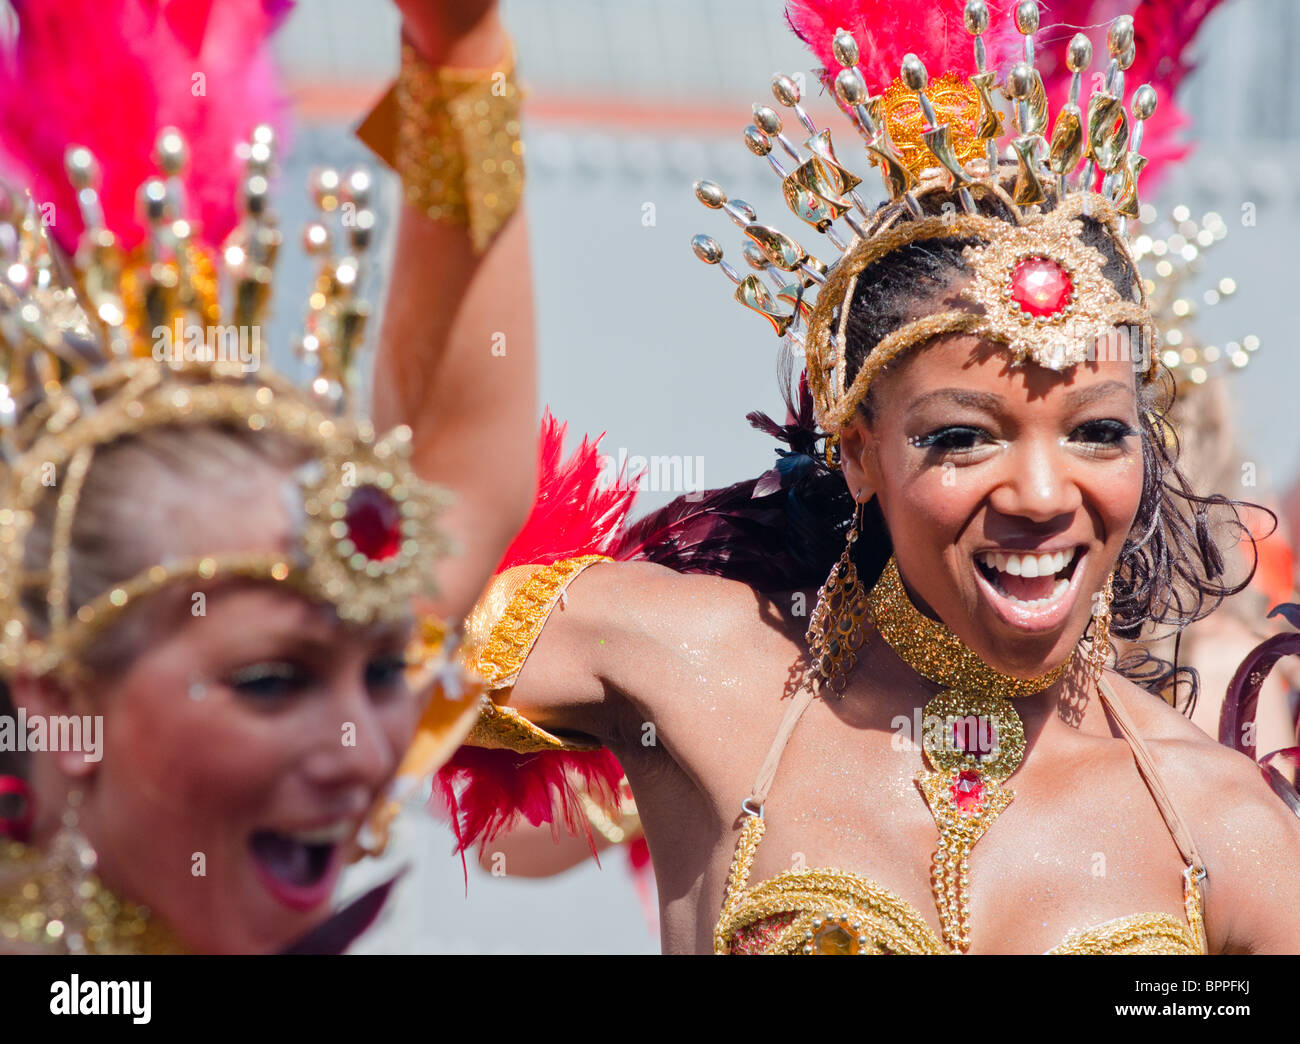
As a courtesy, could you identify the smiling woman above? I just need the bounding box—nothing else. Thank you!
[417,0,1300,955]
[831,190,1240,692]
[0,423,448,953]
[0,0,482,953]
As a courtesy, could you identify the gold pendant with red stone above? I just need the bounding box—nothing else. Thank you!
[915,688,1026,952]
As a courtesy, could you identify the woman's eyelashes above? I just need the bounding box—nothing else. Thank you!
[908,417,1137,458]
[1069,418,1138,447]
[908,425,992,454]
[224,660,309,702]
[222,650,412,703]
[364,653,411,694]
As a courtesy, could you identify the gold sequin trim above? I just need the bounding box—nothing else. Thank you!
[465,554,611,688]
[881,73,984,182]
[458,555,611,754]
[1048,912,1201,955]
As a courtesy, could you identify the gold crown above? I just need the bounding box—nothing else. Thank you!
[0,127,452,681]
[692,1,1161,433]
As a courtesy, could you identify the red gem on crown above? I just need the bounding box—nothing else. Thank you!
[343,484,403,561]
[1009,255,1073,318]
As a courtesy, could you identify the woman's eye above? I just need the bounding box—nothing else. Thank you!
[365,654,410,693]
[1070,419,1137,446]
[909,426,990,453]
[224,661,308,701]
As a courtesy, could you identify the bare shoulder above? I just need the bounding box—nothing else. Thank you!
[562,560,805,702]
[574,560,800,643]
[1100,670,1287,828]
[1103,671,1300,952]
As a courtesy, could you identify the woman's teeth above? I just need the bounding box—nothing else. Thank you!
[288,822,353,845]
[976,549,1074,578]
[976,548,1077,605]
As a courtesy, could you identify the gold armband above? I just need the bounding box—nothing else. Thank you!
[356,37,524,253]
[461,555,612,753]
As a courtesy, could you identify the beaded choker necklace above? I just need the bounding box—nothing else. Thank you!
[865,555,1072,951]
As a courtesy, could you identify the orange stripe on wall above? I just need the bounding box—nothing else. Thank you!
[290,83,839,134]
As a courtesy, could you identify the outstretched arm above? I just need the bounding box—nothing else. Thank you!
[467,558,758,750]
[369,0,537,623]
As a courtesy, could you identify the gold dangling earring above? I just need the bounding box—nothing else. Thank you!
[26,787,97,953]
[806,499,870,695]
[1088,572,1114,690]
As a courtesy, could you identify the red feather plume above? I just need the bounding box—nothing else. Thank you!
[495,410,638,569]
[0,0,293,254]
[434,746,626,859]
[434,410,639,860]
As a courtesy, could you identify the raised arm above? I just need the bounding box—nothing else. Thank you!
[366,0,537,623]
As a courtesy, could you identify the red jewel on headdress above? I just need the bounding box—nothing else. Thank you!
[343,485,403,561]
[950,769,985,813]
[1009,255,1073,318]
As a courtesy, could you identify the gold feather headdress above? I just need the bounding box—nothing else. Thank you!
[692,1,1161,433]
[0,127,450,683]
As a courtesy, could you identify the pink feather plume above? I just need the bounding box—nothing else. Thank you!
[0,0,293,254]
[785,0,1021,93]
[1033,0,1230,188]
[785,0,1228,190]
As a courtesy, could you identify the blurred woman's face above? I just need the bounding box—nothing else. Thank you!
[841,332,1145,677]
[78,584,419,953]
[20,451,422,953]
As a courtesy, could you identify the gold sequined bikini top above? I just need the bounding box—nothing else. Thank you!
[713,678,1208,955]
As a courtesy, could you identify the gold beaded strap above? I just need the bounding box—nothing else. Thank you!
[1095,676,1209,954]
[357,38,524,253]
[714,684,818,953]
[460,555,612,753]
[714,813,767,954]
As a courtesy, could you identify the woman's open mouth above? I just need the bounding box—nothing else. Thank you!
[249,822,352,913]
[973,545,1085,632]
